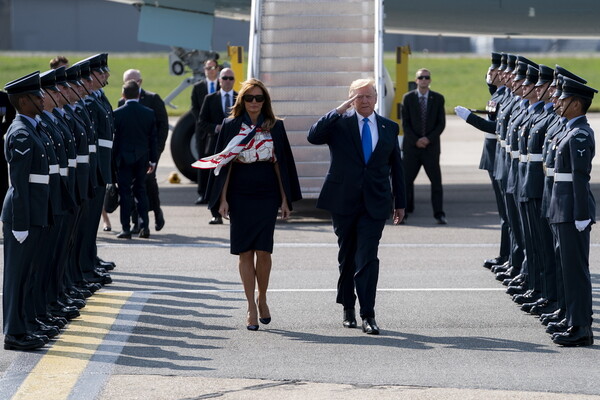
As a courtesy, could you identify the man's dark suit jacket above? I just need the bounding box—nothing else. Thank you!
[191,80,220,120]
[113,101,158,166]
[198,91,237,155]
[307,109,406,220]
[401,89,446,152]
[118,89,168,156]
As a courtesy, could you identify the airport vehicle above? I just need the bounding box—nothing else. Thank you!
[109,0,600,193]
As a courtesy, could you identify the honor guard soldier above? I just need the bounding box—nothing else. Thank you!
[2,72,51,350]
[455,52,511,271]
[547,77,597,347]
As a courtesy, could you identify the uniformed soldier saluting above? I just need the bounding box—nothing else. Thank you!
[2,72,51,351]
[547,77,597,347]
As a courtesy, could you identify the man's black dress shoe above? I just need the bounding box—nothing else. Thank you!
[435,216,448,225]
[139,228,150,238]
[33,321,60,339]
[503,274,526,287]
[552,326,594,347]
[491,262,510,273]
[209,216,223,225]
[40,313,67,329]
[96,258,116,271]
[48,302,80,320]
[546,318,568,334]
[540,309,564,325]
[4,334,46,351]
[362,317,380,335]
[195,195,206,205]
[131,224,141,234]
[496,266,519,281]
[343,308,357,328]
[521,297,547,313]
[513,290,541,305]
[530,301,558,316]
[483,256,506,269]
[155,208,165,231]
[505,285,526,295]
[116,230,132,239]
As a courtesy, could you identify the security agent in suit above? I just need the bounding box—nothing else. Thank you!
[401,68,446,224]
[455,52,511,269]
[198,68,237,224]
[1,90,16,201]
[308,78,406,335]
[1,72,51,351]
[113,80,158,238]
[191,59,220,204]
[119,69,168,231]
[547,77,597,347]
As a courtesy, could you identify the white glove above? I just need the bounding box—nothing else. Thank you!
[575,219,591,232]
[12,230,29,244]
[454,106,471,121]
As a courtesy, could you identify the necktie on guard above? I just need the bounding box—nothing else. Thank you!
[419,95,427,136]
[362,117,372,163]
[224,93,231,113]
[210,81,215,93]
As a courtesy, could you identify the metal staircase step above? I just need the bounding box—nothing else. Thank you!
[262,71,373,87]
[261,57,373,73]
[261,42,374,58]
[263,1,373,16]
[263,15,374,30]
[261,29,374,44]
[268,86,349,101]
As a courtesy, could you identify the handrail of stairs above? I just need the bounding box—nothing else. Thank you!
[247,0,262,79]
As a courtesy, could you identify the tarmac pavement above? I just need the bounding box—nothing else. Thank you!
[0,115,599,399]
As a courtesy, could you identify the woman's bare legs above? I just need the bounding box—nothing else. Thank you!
[239,251,258,327]
[255,250,272,321]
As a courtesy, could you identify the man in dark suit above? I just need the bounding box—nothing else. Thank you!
[191,59,219,204]
[120,69,169,231]
[308,79,406,335]
[197,68,237,224]
[113,80,158,239]
[401,68,447,224]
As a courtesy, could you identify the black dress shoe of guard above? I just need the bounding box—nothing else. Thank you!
[503,273,526,287]
[505,285,526,295]
[48,302,80,320]
[513,290,541,305]
[41,316,64,329]
[76,281,100,293]
[69,286,92,299]
[131,224,141,234]
[521,297,548,313]
[60,294,86,310]
[530,301,558,316]
[491,262,510,273]
[66,287,86,300]
[540,309,564,325]
[85,270,112,285]
[195,195,205,205]
[496,266,519,281]
[155,208,165,231]
[435,216,448,225]
[546,318,568,334]
[483,256,507,269]
[343,308,357,328]
[362,317,380,335]
[4,334,46,351]
[116,230,132,239]
[96,259,116,271]
[209,216,223,225]
[40,314,66,329]
[139,228,150,238]
[33,322,60,339]
[552,326,594,347]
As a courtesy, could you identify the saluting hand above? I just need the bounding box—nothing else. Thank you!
[335,94,358,115]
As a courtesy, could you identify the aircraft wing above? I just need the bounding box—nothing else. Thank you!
[107,0,600,39]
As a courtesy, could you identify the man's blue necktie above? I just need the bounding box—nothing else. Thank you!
[362,117,372,163]
[210,81,215,93]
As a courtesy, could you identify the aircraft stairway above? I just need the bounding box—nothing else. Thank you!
[248,0,383,198]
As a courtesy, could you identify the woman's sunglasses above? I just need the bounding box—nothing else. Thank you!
[243,94,265,103]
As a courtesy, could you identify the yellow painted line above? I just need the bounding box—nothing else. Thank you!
[11,291,132,400]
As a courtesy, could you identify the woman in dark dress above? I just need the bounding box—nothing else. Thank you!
[198,79,301,330]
